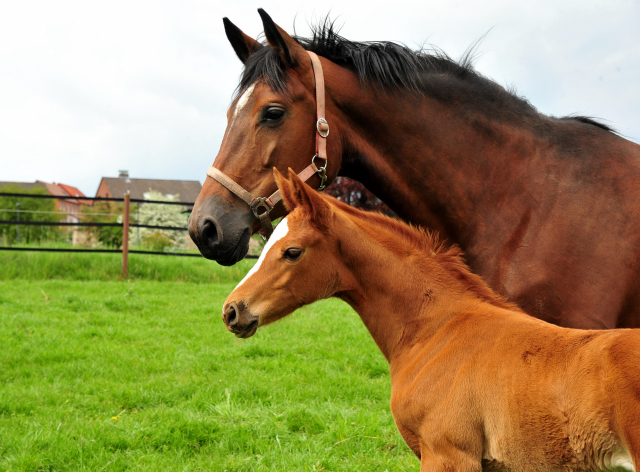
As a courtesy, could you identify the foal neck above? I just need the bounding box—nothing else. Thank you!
[331,205,510,363]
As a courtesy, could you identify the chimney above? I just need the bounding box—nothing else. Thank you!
[118,170,129,179]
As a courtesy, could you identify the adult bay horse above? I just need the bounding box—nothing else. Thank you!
[189,9,640,329]
[223,169,640,472]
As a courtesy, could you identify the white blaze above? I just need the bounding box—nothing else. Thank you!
[233,218,290,291]
[232,82,256,121]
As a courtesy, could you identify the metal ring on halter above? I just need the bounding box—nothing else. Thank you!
[312,155,328,191]
[316,118,330,138]
[250,199,270,216]
[250,197,275,239]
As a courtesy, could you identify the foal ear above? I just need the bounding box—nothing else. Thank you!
[258,9,310,70]
[223,17,264,64]
[287,168,331,227]
[273,167,297,211]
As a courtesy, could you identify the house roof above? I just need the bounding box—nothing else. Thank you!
[57,183,91,205]
[97,177,202,203]
[43,182,67,197]
[1,181,93,206]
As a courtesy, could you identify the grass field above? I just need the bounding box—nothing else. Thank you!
[0,251,418,471]
[0,245,251,284]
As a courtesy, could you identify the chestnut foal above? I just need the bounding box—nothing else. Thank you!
[223,169,640,472]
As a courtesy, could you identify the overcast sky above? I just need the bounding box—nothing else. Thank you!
[1,0,638,196]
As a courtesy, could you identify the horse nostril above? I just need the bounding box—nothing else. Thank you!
[201,219,221,247]
[225,303,238,326]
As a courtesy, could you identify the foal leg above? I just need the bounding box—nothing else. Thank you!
[419,442,482,472]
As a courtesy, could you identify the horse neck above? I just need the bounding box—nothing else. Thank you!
[328,72,543,246]
[331,208,490,364]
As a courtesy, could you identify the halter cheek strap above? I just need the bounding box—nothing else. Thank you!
[205,50,329,240]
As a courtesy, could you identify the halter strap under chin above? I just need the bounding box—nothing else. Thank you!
[206,50,329,240]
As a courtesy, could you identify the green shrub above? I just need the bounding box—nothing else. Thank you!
[0,184,63,245]
[80,201,132,249]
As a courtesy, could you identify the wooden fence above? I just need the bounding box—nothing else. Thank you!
[0,191,257,277]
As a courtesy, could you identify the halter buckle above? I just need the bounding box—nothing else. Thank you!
[250,197,271,217]
[250,197,274,240]
[316,118,329,138]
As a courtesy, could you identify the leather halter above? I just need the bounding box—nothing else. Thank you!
[206,51,329,240]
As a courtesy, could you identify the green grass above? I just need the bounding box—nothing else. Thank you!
[0,247,253,283]
[0,252,418,471]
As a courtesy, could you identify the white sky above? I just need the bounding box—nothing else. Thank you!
[1,0,638,196]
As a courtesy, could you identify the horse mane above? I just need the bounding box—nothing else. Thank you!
[238,18,613,133]
[327,195,521,311]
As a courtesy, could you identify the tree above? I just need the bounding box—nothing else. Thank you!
[129,191,188,252]
[0,184,62,245]
[324,177,393,214]
[80,200,132,249]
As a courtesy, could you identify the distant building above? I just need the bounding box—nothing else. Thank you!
[95,171,202,206]
[43,182,92,224]
[0,180,90,223]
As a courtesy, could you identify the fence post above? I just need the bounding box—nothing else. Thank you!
[122,191,130,278]
[16,202,21,243]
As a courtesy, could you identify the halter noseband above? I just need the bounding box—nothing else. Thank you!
[206,51,329,240]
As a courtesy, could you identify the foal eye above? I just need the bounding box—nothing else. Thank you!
[283,248,303,261]
[261,107,285,123]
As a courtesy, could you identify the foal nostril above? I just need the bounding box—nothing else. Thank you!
[201,219,221,248]
[225,302,238,327]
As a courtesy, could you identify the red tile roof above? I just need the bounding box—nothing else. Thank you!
[57,183,92,205]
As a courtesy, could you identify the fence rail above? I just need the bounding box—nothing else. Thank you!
[0,191,258,276]
[0,192,191,205]
[0,246,205,257]
[0,220,188,230]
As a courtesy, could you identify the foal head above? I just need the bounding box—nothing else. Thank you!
[222,169,340,338]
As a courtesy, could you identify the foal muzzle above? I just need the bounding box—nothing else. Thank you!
[223,301,259,338]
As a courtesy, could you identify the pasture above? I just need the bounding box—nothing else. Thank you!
[0,251,417,471]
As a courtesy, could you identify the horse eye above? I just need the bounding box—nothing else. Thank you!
[262,107,285,122]
[283,248,303,261]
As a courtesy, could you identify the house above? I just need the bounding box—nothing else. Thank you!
[95,171,202,205]
[43,182,91,224]
[0,180,90,223]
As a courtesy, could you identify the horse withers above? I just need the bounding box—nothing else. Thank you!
[223,169,640,472]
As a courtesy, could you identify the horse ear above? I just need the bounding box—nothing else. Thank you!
[223,17,264,64]
[258,9,309,69]
[286,168,331,228]
[273,167,298,212]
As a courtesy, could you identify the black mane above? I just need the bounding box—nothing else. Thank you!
[238,20,614,133]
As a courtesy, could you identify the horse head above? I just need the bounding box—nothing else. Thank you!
[222,168,340,338]
[189,10,343,265]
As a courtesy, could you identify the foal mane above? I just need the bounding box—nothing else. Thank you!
[327,196,521,312]
[238,18,613,132]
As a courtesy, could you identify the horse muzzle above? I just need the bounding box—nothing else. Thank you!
[189,195,253,265]
[223,301,259,338]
